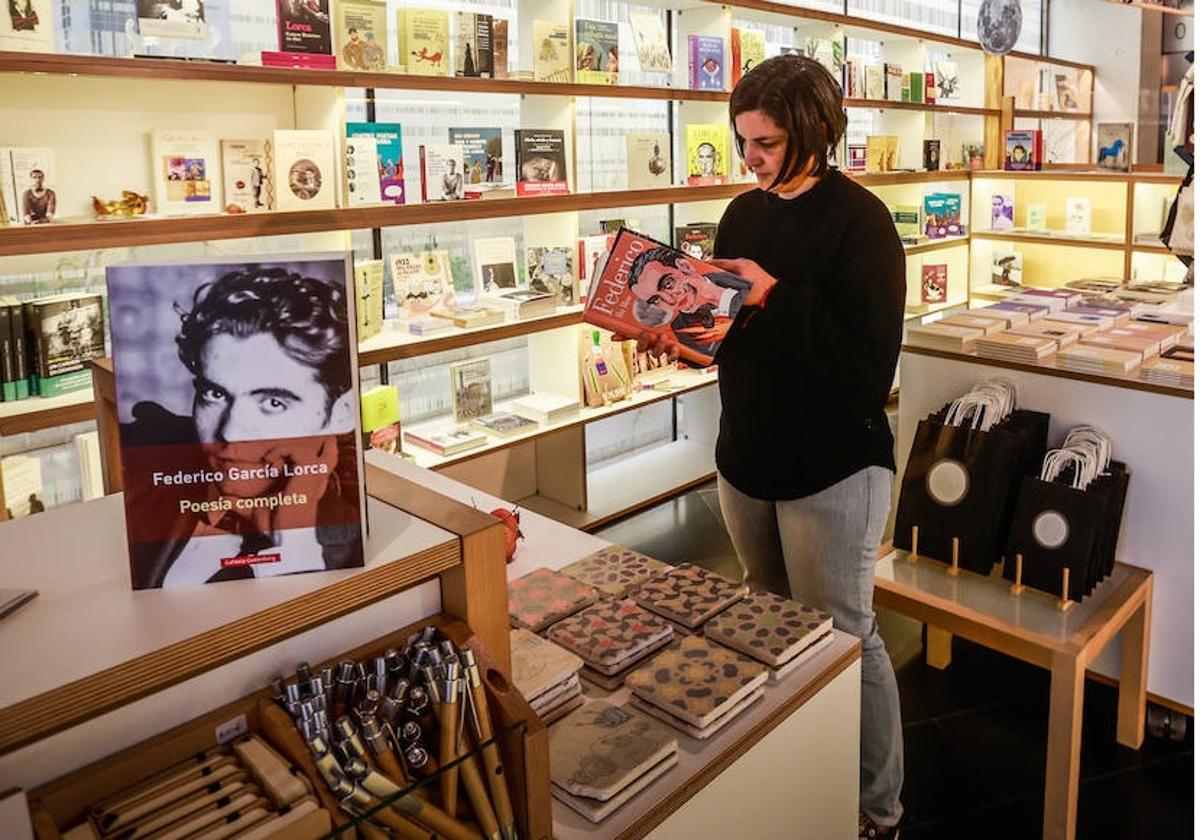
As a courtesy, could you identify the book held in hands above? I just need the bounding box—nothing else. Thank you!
[583,228,752,366]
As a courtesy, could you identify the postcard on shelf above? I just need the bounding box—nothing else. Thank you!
[864,63,884,100]
[1097,123,1133,172]
[1026,203,1047,231]
[527,246,576,306]
[353,258,385,342]
[584,228,751,366]
[1066,197,1093,236]
[515,129,568,196]
[391,249,455,320]
[0,0,53,52]
[575,18,618,84]
[403,425,486,456]
[731,27,765,86]
[1004,130,1043,171]
[269,129,337,211]
[150,130,219,216]
[674,223,717,261]
[398,8,449,75]
[805,36,843,81]
[991,191,1015,231]
[934,60,958,99]
[627,8,670,74]
[334,0,387,70]
[923,139,941,171]
[449,127,504,188]
[106,254,365,590]
[685,124,728,186]
[138,0,206,40]
[343,135,382,206]
[420,143,466,202]
[1055,72,1081,111]
[688,35,725,90]
[450,357,494,423]
[1,147,56,225]
[991,249,1023,287]
[474,236,520,295]
[455,12,494,77]
[533,19,571,81]
[472,411,538,438]
[276,0,332,56]
[866,135,899,173]
[347,122,405,205]
[360,384,400,453]
[920,263,948,305]
[626,133,671,190]
[221,140,270,214]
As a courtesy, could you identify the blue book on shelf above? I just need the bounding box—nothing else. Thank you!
[688,35,725,90]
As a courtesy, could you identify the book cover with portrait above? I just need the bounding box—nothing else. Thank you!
[277,0,332,55]
[515,129,568,196]
[138,0,207,40]
[270,129,337,211]
[684,124,728,186]
[106,255,365,590]
[335,0,387,70]
[0,0,54,53]
[151,130,219,216]
[584,228,751,366]
[575,18,617,84]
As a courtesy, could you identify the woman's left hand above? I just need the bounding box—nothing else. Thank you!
[710,258,778,307]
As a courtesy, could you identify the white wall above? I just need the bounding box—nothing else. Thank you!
[1048,0,1144,124]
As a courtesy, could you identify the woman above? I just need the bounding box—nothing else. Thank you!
[639,54,906,838]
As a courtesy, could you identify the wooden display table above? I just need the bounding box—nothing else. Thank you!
[874,550,1152,840]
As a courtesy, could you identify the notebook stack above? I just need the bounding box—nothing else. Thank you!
[510,628,586,724]
[704,592,835,685]
[1065,304,1130,325]
[629,562,748,637]
[966,305,1031,329]
[1045,310,1114,333]
[1008,289,1082,310]
[1006,321,1084,348]
[905,322,985,352]
[1079,330,1161,361]
[984,301,1050,324]
[1140,356,1194,388]
[1055,344,1142,375]
[560,546,672,598]
[938,313,1007,335]
[547,598,675,690]
[625,635,768,739]
[508,567,599,632]
[974,332,1058,363]
[1110,321,1188,352]
[549,700,678,823]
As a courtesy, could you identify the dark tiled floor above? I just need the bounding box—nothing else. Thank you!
[594,480,1194,839]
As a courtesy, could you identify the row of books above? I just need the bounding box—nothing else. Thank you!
[400,392,582,457]
[989,194,1099,236]
[889,192,966,244]
[847,136,981,175]
[0,294,106,402]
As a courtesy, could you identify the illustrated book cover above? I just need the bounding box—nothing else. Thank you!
[221,140,271,214]
[575,18,618,84]
[1004,130,1043,171]
[151,130,219,216]
[584,228,752,366]
[685,124,728,186]
[335,0,387,70]
[0,0,54,53]
[346,122,405,204]
[398,8,449,75]
[627,9,671,73]
[1096,122,1133,172]
[22,294,106,397]
[626,133,671,189]
[673,223,717,261]
[450,357,493,423]
[139,0,206,40]
[455,12,494,77]
[269,129,337,211]
[449,127,504,187]
[1,146,56,225]
[391,249,456,320]
[527,246,576,305]
[515,129,568,196]
[688,34,724,90]
[106,254,365,590]
[920,263,948,304]
[353,258,384,341]
[343,134,382,206]
[533,19,571,81]
[731,27,764,86]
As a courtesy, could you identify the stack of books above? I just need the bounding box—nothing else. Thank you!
[1045,310,1116,332]
[975,332,1059,363]
[1140,356,1194,388]
[510,392,580,424]
[547,599,675,691]
[938,313,1007,335]
[1056,344,1142,375]
[402,425,487,456]
[705,592,835,685]
[549,699,678,823]
[1006,321,1084,348]
[510,628,586,726]
[472,410,538,438]
[906,322,987,352]
[1080,328,1165,361]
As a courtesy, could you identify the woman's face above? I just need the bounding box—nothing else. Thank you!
[734,109,792,191]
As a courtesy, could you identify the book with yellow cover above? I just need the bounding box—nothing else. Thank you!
[398,8,449,76]
[685,124,729,186]
[533,19,571,82]
[731,27,765,86]
[354,258,385,341]
[335,0,388,70]
[866,135,899,172]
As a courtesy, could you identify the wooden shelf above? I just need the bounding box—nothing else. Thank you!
[848,170,971,185]
[0,487,465,755]
[359,307,584,367]
[0,388,96,436]
[904,235,971,255]
[844,98,998,118]
[0,184,754,257]
[971,230,1128,251]
[403,368,721,471]
[971,169,1152,183]
[1103,0,1192,15]
[1131,241,1171,254]
[0,50,726,102]
[1013,108,1093,121]
[1005,51,1097,73]
[901,344,1194,399]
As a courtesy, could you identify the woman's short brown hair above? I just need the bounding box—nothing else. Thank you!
[730,54,847,189]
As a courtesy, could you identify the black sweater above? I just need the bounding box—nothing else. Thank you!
[712,170,906,501]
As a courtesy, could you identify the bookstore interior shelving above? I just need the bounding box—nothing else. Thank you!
[0,0,1182,540]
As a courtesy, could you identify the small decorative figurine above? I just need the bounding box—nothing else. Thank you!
[92,191,149,218]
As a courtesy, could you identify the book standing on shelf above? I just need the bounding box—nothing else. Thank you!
[626,133,671,190]
[493,19,509,78]
[276,0,333,64]
[150,131,219,216]
[866,135,899,172]
[21,294,105,398]
[450,357,494,423]
[527,246,577,306]
[674,223,718,261]
[346,122,405,204]
[138,0,206,40]
[584,228,752,366]
[360,385,401,453]
[391,249,455,320]
[847,143,867,171]
[805,37,843,82]
[533,19,572,82]
[398,8,449,76]
[688,35,725,91]
[419,143,466,201]
[920,263,948,304]
[0,299,29,400]
[269,129,337,211]
[1005,130,1043,171]
[106,255,365,590]
[627,9,671,74]
[884,64,904,101]
[343,135,382,206]
[449,127,504,189]
[474,236,519,295]
[0,0,54,53]
[334,0,387,70]
[731,28,765,86]
[515,130,568,196]
[354,258,385,341]
[685,125,728,186]
[991,191,1015,231]
[865,64,884,100]
[578,232,615,303]
[221,140,270,213]
[455,12,494,78]
[1,147,56,225]
[963,143,985,170]
[890,205,920,238]
[575,19,618,84]
[934,60,958,99]
[1066,197,1093,235]
[923,140,940,172]
[1097,123,1133,172]
[1026,203,1047,231]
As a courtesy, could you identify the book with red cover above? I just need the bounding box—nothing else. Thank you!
[583,228,752,366]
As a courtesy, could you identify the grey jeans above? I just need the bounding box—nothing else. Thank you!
[718,467,904,827]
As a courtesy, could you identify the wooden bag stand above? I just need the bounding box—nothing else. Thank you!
[1008,553,1075,612]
